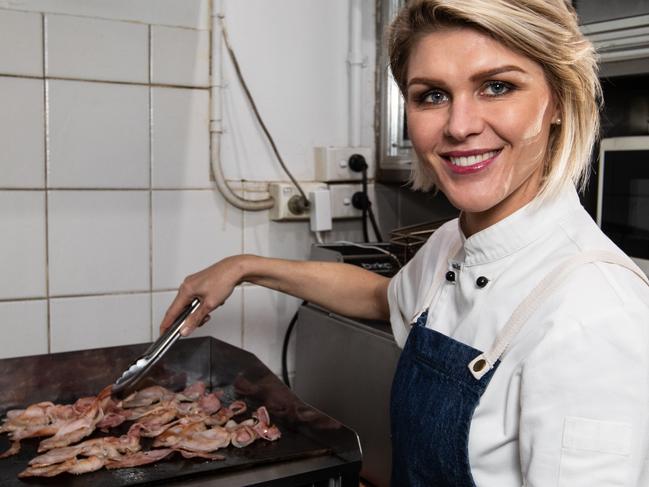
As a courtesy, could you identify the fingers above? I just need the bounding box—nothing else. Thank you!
[159,290,195,334]
[180,313,211,337]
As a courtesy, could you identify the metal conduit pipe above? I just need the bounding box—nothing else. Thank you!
[348,0,364,148]
[210,0,274,211]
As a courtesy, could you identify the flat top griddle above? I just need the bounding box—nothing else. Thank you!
[0,337,361,486]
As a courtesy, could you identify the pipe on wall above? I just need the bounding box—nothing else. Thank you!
[210,0,274,211]
[348,0,364,148]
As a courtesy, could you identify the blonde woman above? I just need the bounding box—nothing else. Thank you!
[162,0,649,484]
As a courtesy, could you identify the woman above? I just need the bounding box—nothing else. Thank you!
[161,0,649,485]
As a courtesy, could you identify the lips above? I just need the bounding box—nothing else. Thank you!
[440,149,502,174]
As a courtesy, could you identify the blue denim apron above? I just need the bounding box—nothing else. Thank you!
[389,250,649,486]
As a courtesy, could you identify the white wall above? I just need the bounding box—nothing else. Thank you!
[0,0,376,377]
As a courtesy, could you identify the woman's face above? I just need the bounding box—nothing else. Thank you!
[405,27,558,235]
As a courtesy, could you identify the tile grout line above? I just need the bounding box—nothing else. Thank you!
[42,12,52,354]
[148,22,154,341]
[0,72,210,90]
[0,289,158,303]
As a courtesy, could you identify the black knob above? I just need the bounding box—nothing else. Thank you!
[476,276,489,288]
[352,192,370,210]
[348,154,368,172]
[445,271,456,282]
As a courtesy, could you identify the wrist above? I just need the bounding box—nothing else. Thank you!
[230,254,261,285]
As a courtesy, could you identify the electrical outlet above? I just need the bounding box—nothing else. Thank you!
[329,183,375,219]
[314,146,373,182]
[268,182,328,221]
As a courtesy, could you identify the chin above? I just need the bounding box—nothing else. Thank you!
[444,194,497,214]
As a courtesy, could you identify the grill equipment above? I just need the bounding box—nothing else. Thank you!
[0,337,361,486]
[389,218,452,264]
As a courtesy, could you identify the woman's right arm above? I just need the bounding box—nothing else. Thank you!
[159,254,391,336]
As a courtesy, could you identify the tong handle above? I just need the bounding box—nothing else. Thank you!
[144,298,201,359]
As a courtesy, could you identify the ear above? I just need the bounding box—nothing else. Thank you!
[549,94,561,125]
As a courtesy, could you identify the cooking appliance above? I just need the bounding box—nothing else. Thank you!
[0,337,361,486]
[294,304,399,487]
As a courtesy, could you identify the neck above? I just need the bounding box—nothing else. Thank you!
[460,176,542,238]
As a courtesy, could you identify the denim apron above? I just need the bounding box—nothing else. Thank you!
[390,249,649,486]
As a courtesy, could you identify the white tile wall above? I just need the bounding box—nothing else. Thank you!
[151,87,210,188]
[0,0,376,371]
[48,191,149,295]
[0,9,43,77]
[45,14,148,83]
[0,300,48,359]
[0,77,45,188]
[243,211,314,260]
[50,293,151,353]
[48,80,149,188]
[153,288,243,348]
[152,190,242,290]
[0,191,46,300]
[151,25,209,87]
[1,0,210,29]
[242,285,300,376]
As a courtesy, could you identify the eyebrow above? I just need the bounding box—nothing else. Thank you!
[407,65,528,89]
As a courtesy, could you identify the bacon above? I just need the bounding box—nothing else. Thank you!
[37,402,104,452]
[1,381,281,478]
[0,441,20,459]
[230,424,257,448]
[121,385,176,408]
[105,448,174,469]
[177,449,225,460]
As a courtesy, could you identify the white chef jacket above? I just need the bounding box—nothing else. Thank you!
[388,187,649,486]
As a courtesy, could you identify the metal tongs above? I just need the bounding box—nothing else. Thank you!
[111,298,201,398]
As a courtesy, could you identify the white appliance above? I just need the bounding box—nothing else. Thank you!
[597,136,649,276]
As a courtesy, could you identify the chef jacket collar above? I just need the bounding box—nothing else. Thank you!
[456,186,581,267]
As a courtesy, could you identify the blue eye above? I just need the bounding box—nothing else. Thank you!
[421,90,449,105]
[483,81,512,96]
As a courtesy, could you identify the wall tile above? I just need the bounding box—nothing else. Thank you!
[0,77,45,188]
[0,9,43,77]
[243,211,314,261]
[50,293,150,353]
[152,190,242,290]
[0,0,209,30]
[151,87,210,188]
[152,288,243,348]
[0,300,48,359]
[45,14,148,83]
[242,285,300,376]
[48,190,149,295]
[48,80,149,188]
[151,25,209,87]
[0,191,46,299]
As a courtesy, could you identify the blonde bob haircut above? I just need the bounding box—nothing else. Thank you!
[388,0,601,201]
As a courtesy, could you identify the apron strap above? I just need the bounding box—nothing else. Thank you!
[468,250,649,380]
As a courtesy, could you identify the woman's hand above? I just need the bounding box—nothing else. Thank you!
[159,255,249,336]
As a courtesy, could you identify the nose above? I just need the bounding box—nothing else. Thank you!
[444,94,484,141]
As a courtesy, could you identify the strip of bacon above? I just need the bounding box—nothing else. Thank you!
[104,448,174,469]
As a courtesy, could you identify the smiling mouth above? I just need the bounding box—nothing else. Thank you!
[446,150,500,167]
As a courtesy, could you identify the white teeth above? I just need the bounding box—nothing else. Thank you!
[448,150,498,167]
